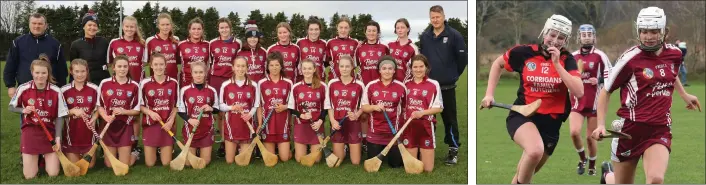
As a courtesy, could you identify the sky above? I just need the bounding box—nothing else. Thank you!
[37,1,468,43]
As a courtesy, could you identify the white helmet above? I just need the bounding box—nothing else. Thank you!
[538,14,572,48]
[635,7,667,51]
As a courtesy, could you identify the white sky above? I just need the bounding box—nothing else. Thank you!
[37,1,468,43]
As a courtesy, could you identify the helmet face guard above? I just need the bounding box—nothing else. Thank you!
[635,7,667,52]
[539,14,572,50]
[577,24,596,49]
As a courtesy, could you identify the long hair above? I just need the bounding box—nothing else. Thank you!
[300,58,321,89]
[410,54,431,75]
[148,52,167,77]
[276,22,292,42]
[157,13,178,44]
[31,54,56,84]
[232,56,251,86]
[122,16,145,45]
[337,55,355,78]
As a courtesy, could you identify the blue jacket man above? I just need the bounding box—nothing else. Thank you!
[419,5,467,165]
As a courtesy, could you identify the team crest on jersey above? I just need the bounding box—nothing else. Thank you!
[349,46,354,50]
[425,140,430,147]
[67,97,74,104]
[155,46,162,52]
[298,92,305,99]
[643,68,654,79]
[377,51,382,56]
[87,96,93,103]
[247,92,251,98]
[149,90,155,96]
[526,62,537,71]
[392,92,398,98]
[189,97,195,103]
[334,90,339,97]
[316,92,321,99]
[137,47,141,52]
[443,37,448,43]
[117,47,124,53]
[229,92,235,99]
[27,98,35,105]
[185,48,191,54]
[422,90,428,96]
[215,48,221,54]
[232,48,236,53]
[265,89,272,96]
[259,56,263,61]
[403,52,408,57]
[47,100,52,106]
[333,46,339,51]
[319,48,323,54]
[403,139,409,145]
[171,45,176,50]
[303,47,308,53]
[167,89,173,95]
[373,91,379,97]
[128,91,133,97]
[589,62,595,69]
[362,52,367,57]
[107,89,114,96]
[351,91,356,97]
[202,48,207,53]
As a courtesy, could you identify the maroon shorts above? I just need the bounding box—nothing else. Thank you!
[293,123,325,145]
[21,126,54,155]
[262,133,290,143]
[62,145,93,155]
[571,109,597,117]
[330,119,363,144]
[209,75,229,94]
[224,119,254,142]
[182,135,214,149]
[366,131,395,146]
[611,119,672,162]
[142,124,175,147]
[401,120,436,149]
[99,121,134,147]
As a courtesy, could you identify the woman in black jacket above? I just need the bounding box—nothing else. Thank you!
[70,11,111,85]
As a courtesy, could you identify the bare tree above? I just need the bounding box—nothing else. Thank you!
[497,1,542,45]
[476,1,497,38]
[0,1,23,32]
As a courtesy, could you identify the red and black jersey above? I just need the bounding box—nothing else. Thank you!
[296,38,327,80]
[326,36,359,79]
[503,44,580,120]
[209,37,241,78]
[61,82,99,147]
[605,44,682,125]
[355,40,390,84]
[145,34,180,79]
[236,46,268,82]
[388,40,419,82]
[267,42,300,82]
[108,38,145,81]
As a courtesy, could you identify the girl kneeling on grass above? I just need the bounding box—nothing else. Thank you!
[288,59,329,163]
[139,53,179,167]
[219,56,259,164]
[257,52,294,162]
[327,55,365,166]
[60,59,99,168]
[177,61,219,167]
[10,55,69,179]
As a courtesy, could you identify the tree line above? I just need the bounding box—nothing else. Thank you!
[1,0,468,59]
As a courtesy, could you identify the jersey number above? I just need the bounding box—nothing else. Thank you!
[542,67,549,74]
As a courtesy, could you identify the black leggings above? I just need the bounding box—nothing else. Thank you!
[366,142,402,168]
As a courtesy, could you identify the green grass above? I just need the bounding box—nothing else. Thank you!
[0,62,468,183]
[476,78,706,184]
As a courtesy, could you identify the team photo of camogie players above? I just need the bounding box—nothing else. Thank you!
[477,1,705,184]
[1,1,467,184]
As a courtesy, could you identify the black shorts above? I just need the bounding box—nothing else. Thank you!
[506,111,563,156]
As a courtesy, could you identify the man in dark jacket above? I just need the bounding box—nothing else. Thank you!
[5,13,68,98]
[420,5,467,165]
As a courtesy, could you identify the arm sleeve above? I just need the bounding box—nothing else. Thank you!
[250,82,260,117]
[454,32,468,75]
[317,109,327,121]
[502,46,528,72]
[4,39,20,87]
[178,112,189,120]
[563,54,580,77]
[8,105,24,113]
[69,41,79,61]
[55,118,64,138]
[289,109,301,117]
[604,50,637,93]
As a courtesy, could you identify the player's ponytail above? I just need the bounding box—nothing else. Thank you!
[31,53,56,84]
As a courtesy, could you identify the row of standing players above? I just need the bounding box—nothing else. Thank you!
[11,43,443,178]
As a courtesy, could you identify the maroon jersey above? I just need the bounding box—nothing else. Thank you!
[605,44,682,125]
[257,77,293,135]
[296,38,327,80]
[219,79,259,140]
[139,77,179,126]
[388,40,419,82]
[361,79,406,145]
[61,82,99,147]
[325,78,365,120]
[10,81,69,131]
[178,39,210,85]
[108,38,145,81]
[571,48,612,111]
[287,81,329,125]
[503,44,580,117]
[145,34,180,79]
[267,42,300,81]
[97,77,140,125]
[404,77,443,122]
[209,37,241,78]
[326,36,359,79]
[177,84,219,139]
[356,41,390,84]
[237,46,268,82]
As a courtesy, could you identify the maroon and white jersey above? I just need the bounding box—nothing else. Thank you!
[571,47,612,111]
[97,77,140,125]
[61,82,99,147]
[178,39,210,85]
[209,37,241,78]
[605,44,683,125]
[139,77,179,126]
[325,78,365,121]
[296,38,327,80]
[388,40,419,82]
[326,36,359,79]
[145,34,180,79]
[361,79,406,144]
[219,79,259,138]
[237,46,268,82]
[287,81,329,125]
[404,77,443,122]
[10,81,69,131]
[177,84,219,139]
[257,77,293,135]
[356,41,390,84]
[108,38,145,81]
[267,42,300,81]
